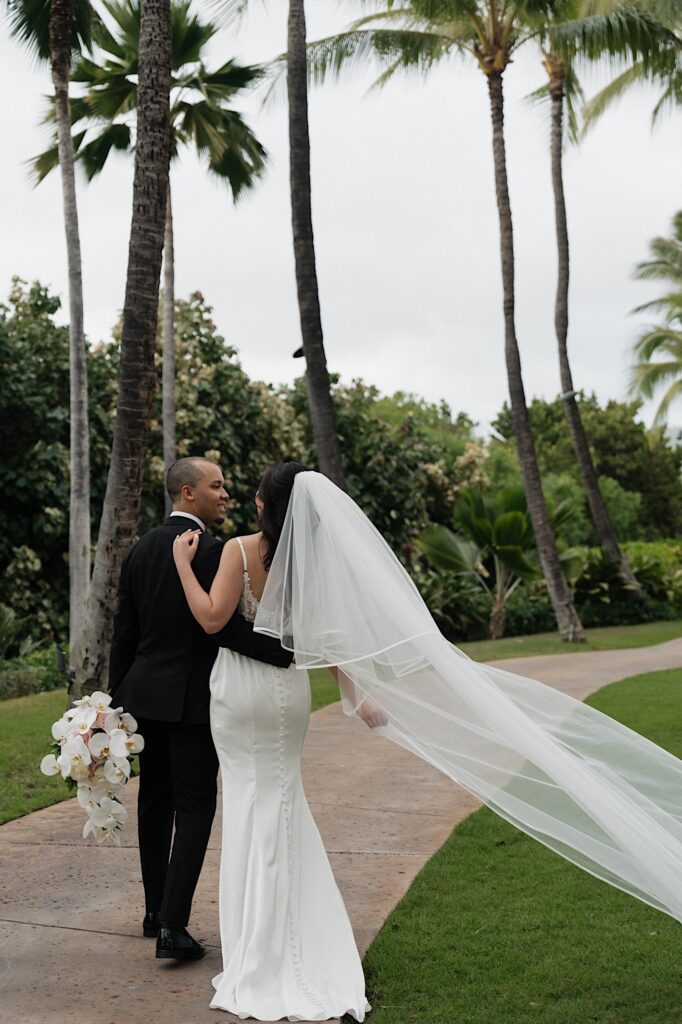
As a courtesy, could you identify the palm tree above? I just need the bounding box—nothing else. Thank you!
[287,0,347,489]
[531,2,662,597]
[34,0,267,505]
[76,0,172,696]
[630,212,682,425]
[6,0,95,666]
[222,0,348,487]
[302,0,585,638]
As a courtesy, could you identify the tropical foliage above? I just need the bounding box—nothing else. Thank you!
[630,211,682,426]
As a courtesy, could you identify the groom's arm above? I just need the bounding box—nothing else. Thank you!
[195,540,293,668]
[210,611,294,667]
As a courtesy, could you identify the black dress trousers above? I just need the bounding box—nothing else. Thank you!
[136,718,219,927]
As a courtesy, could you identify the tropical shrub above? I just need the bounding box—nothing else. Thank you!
[0,647,65,701]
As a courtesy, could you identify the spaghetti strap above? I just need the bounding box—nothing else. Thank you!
[235,537,248,574]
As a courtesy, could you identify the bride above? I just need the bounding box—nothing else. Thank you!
[173,461,373,1021]
[174,462,682,1020]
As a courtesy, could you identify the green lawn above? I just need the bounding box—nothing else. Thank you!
[0,687,70,824]
[358,667,682,1024]
[459,618,682,663]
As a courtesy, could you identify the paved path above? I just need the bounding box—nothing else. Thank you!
[2,638,681,1024]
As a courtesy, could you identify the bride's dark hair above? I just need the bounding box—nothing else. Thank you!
[258,461,311,569]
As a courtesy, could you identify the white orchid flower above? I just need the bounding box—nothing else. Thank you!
[119,712,138,734]
[65,695,93,719]
[109,728,145,759]
[71,706,98,731]
[102,709,125,734]
[84,797,128,842]
[90,778,125,803]
[104,757,131,785]
[40,754,60,776]
[88,732,112,760]
[51,717,75,743]
[90,691,113,714]
[99,796,128,826]
[77,783,97,812]
[57,735,92,779]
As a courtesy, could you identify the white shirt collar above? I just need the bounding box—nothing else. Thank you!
[169,511,206,531]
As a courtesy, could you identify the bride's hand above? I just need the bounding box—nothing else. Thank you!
[357,697,389,729]
[173,529,201,568]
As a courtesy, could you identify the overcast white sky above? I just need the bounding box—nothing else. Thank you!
[2,1,679,433]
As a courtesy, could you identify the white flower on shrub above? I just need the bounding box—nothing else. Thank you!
[109,728,144,759]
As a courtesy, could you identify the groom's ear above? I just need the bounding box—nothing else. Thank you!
[181,483,195,503]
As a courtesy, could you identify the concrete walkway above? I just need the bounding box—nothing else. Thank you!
[2,638,681,1024]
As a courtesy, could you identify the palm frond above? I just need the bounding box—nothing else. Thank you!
[581,59,649,133]
[78,122,132,179]
[5,0,98,61]
[650,377,682,426]
[28,129,87,184]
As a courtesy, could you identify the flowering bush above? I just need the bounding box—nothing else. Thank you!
[39,690,144,844]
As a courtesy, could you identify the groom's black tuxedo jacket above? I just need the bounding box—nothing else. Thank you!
[109,515,292,723]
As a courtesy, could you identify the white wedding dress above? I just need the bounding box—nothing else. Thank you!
[209,538,370,1021]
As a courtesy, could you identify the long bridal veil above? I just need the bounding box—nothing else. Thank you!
[254,471,682,924]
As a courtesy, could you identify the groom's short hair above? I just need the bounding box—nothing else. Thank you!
[166,457,216,503]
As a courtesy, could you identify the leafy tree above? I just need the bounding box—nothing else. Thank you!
[0,279,71,639]
[493,395,682,538]
[284,376,487,553]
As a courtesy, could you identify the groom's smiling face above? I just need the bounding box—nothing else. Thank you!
[189,463,228,526]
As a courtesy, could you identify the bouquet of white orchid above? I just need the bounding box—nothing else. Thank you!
[40,691,144,845]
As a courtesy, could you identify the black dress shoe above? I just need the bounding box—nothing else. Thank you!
[156,925,205,961]
[143,911,160,938]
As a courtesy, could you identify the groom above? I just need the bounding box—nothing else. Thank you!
[109,457,293,961]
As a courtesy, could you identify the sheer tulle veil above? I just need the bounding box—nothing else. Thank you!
[254,470,682,924]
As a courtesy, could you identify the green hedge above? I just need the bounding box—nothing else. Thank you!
[0,647,66,702]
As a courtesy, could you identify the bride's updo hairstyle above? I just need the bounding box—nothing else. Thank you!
[258,461,311,569]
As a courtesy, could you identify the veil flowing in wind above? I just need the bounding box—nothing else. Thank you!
[254,471,682,924]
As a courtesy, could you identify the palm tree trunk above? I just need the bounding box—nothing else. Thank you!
[73,0,172,697]
[287,0,347,490]
[487,70,585,641]
[162,179,175,516]
[49,0,91,667]
[547,61,644,598]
